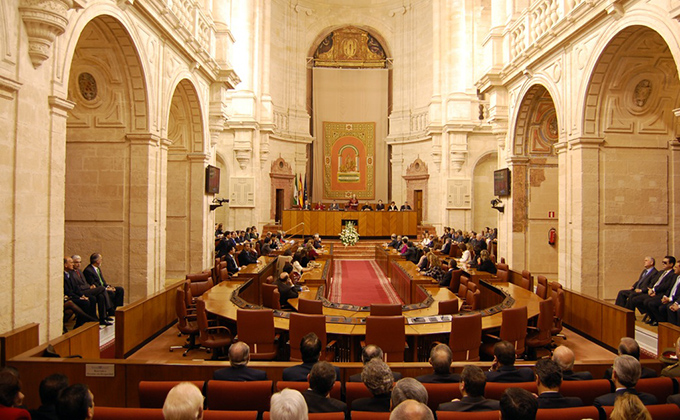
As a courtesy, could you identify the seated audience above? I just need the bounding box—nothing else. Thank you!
[0,371,30,420]
[274,273,299,309]
[63,257,99,328]
[282,333,340,381]
[329,202,340,211]
[421,253,445,283]
[347,194,359,211]
[302,200,312,210]
[270,388,308,420]
[224,245,242,274]
[238,242,259,266]
[30,373,69,420]
[56,384,94,420]
[647,261,680,325]
[486,341,534,383]
[459,243,472,264]
[376,200,385,211]
[438,365,499,412]
[83,253,124,313]
[352,359,394,412]
[552,345,593,380]
[362,203,373,211]
[499,388,538,420]
[603,337,657,379]
[162,382,204,420]
[261,237,273,257]
[610,393,651,420]
[292,251,312,275]
[594,355,658,407]
[213,341,267,381]
[389,399,434,420]
[440,238,452,255]
[416,247,429,270]
[661,337,680,377]
[388,201,399,211]
[302,361,347,418]
[630,256,676,325]
[615,256,658,308]
[438,262,459,288]
[313,202,325,210]
[312,233,322,249]
[534,358,583,408]
[400,201,412,211]
[416,344,460,383]
[70,254,111,324]
[391,378,428,408]
[402,242,419,264]
[476,250,497,275]
[387,234,400,249]
[349,345,403,382]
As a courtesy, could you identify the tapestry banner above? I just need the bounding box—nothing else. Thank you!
[323,122,375,200]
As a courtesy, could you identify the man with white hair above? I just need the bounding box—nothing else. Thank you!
[389,399,434,420]
[162,382,203,420]
[593,355,658,407]
[270,388,308,420]
[552,345,593,381]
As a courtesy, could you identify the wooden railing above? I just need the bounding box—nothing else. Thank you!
[0,323,39,367]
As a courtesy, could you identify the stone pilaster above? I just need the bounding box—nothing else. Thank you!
[188,153,210,272]
[554,140,569,289]
[507,156,529,269]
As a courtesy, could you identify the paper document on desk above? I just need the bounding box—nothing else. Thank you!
[406,315,452,324]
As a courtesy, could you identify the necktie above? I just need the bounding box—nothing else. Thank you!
[653,270,669,290]
[95,267,104,286]
[669,278,680,301]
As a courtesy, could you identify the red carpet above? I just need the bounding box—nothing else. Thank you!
[329,260,402,306]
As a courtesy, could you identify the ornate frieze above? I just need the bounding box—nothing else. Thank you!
[19,0,75,68]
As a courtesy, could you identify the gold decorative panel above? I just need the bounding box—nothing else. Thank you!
[313,27,386,68]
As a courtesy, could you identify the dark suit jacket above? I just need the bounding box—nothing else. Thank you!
[403,247,419,264]
[351,394,391,412]
[274,279,298,305]
[652,270,677,295]
[485,365,535,383]
[213,366,267,381]
[416,372,461,383]
[400,205,412,211]
[70,269,94,293]
[303,389,348,418]
[603,366,657,380]
[594,387,658,407]
[561,369,593,381]
[225,254,240,274]
[439,269,455,287]
[375,204,385,211]
[438,396,500,412]
[634,267,659,291]
[238,250,258,266]
[536,392,583,408]
[348,372,402,382]
[83,264,108,287]
[283,362,341,382]
[29,405,59,420]
[477,260,497,275]
[441,242,452,255]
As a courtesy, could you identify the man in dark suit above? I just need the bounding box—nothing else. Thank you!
[386,234,400,249]
[213,342,267,381]
[440,238,452,256]
[348,345,403,382]
[416,344,461,383]
[535,359,583,408]
[282,333,340,381]
[552,345,593,380]
[438,365,500,412]
[224,245,242,275]
[29,374,69,420]
[70,255,111,324]
[500,388,538,420]
[615,256,658,308]
[237,242,259,266]
[83,253,124,315]
[648,262,680,324]
[602,337,657,379]
[402,242,419,264]
[361,203,373,211]
[64,257,100,327]
[375,200,385,211]
[274,273,299,309]
[438,262,459,288]
[400,201,412,211]
[630,256,676,324]
[594,355,658,407]
[486,341,534,383]
[351,359,393,412]
[302,361,347,418]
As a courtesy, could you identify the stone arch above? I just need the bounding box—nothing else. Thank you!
[508,84,559,277]
[64,14,153,302]
[472,152,498,232]
[574,25,680,298]
[165,79,208,279]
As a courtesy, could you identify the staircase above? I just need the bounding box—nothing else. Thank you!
[328,239,384,260]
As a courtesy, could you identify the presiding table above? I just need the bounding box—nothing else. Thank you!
[282,209,417,236]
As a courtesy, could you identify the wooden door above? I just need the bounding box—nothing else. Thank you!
[275,189,284,223]
[414,190,423,225]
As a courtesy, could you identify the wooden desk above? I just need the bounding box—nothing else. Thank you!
[282,210,417,237]
[234,256,277,305]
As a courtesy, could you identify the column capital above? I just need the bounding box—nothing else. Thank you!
[0,75,22,100]
[568,137,604,150]
[126,133,161,146]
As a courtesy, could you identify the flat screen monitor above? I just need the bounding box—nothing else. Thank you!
[205,165,220,194]
[494,168,511,197]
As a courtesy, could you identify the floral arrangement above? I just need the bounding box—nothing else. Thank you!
[340,222,359,246]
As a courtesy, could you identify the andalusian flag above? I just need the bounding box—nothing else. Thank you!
[297,174,304,207]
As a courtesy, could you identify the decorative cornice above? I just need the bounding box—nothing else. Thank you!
[19,0,75,68]
[0,75,23,100]
[47,95,75,116]
[126,133,161,146]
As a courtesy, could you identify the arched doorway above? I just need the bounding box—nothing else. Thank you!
[511,85,559,279]
[308,26,391,205]
[165,79,206,280]
[64,15,149,301]
[575,26,680,298]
